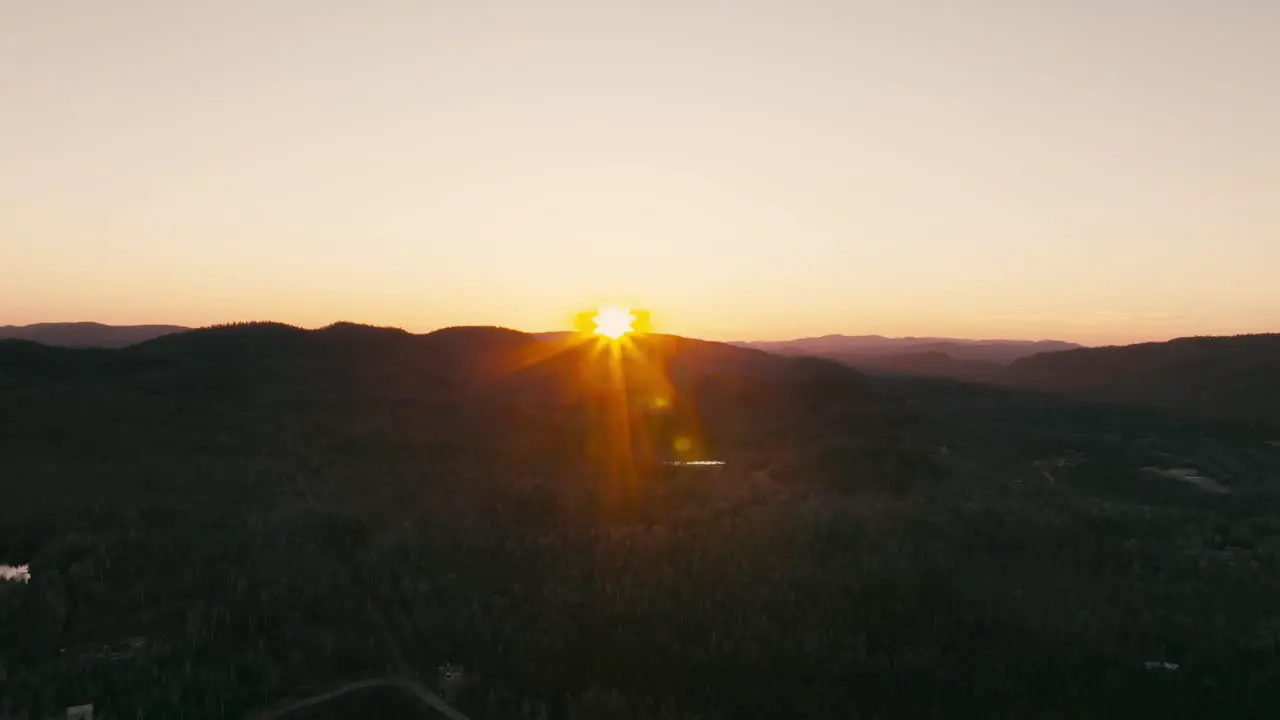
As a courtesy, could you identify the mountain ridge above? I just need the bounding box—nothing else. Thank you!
[0,322,190,348]
[1003,333,1280,428]
[734,334,1083,364]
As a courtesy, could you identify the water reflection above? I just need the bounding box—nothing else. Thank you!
[662,461,726,466]
[0,564,31,583]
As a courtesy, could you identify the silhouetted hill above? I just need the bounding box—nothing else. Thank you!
[531,330,577,343]
[1005,334,1280,428]
[0,339,117,377]
[836,350,1004,383]
[6,324,1280,719]
[737,334,1081,364]
[909,339,1082,363]
[22,322,551,420]
[0,324,908,477]
[0,322,188,348]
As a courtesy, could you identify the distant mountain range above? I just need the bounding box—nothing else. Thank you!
[0,322,189,348]
[1,325,1082,359]
[742,333,1279,429]
[5,322,1276,428]
[734,335,1082,364]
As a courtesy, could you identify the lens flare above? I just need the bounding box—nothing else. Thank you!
[593,305,636,340]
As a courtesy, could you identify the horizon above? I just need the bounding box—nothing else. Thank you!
[8,316,1276,348]
[4,2,1278,345]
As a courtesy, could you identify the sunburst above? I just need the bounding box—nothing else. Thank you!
[592,305,636,340]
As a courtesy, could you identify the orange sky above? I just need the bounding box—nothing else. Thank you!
[3,1,1278,345]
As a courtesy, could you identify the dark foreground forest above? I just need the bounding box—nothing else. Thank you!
[3,323,1280,719]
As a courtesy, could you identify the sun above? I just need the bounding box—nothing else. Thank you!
[593,305,636,340]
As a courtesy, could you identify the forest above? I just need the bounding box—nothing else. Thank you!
[2,323,1280,719]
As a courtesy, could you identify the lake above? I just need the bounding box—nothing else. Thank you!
[0,564,31,582]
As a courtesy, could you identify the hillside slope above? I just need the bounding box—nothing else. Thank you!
[1005,334,1280,428]
[5,325,1280,719]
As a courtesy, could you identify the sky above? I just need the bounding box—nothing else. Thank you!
[2,1,1277,344]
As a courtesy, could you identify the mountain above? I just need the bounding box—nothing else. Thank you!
[736,335,1082,364]
[734,334,1080,383]
[767,334,1280,428]
[1005,334,1280,428]
[5,323,1280,718]
[0,322,909,482]
[0,322,189,348]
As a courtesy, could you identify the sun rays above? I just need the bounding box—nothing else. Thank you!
[482,305,707,505]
